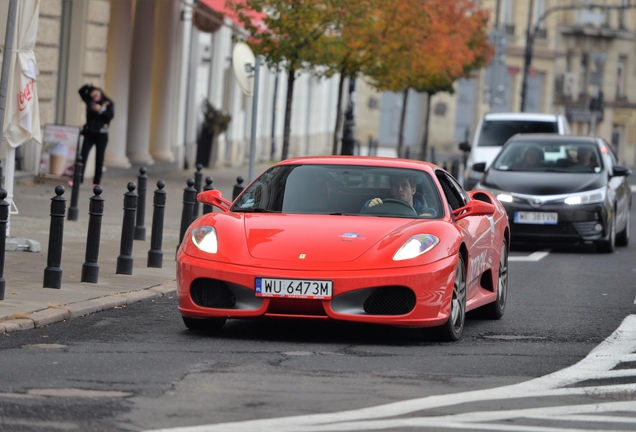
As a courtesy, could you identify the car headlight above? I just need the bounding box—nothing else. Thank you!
[564,187,606,205]
[393,235,439,261]
[191,226,218,253]
[475,184,513,203]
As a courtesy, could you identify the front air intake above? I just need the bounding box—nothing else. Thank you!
[363,286,415,315]
[190,278,236,308]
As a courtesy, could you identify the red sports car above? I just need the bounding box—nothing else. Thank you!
[177,156,510,341]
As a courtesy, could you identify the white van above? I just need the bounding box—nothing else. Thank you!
[461,112,571,190]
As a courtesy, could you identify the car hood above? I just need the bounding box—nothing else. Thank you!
[482,170,606,195]
[244,214,412,262]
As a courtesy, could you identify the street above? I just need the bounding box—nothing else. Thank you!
[1,202,636,431]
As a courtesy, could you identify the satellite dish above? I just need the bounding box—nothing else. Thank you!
[232,42,256,97]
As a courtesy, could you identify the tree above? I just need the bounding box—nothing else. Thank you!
[364,0,492,159]
[228,0,340,160]
[307,0,377,155]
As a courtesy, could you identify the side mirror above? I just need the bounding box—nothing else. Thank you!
[458,141,471,152]
[472,162,487,173]
[197,189,232,212]
[612,165,632,177]
[452,199,495,221]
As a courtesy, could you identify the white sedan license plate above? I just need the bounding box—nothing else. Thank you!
[514,211,558,225]
[255,278,333,299]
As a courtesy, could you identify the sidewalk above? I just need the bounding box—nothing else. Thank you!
[0,161,271,333]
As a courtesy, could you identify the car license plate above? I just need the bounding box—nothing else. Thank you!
[514,211,558,225]
[255,278,333,299]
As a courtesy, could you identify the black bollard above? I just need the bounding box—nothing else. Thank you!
[116,182,138,275]
[81,185,104,283]
[67,156,83,221]
[43,186,66,289]
[192,163,203,221]
[148,180,166,268]
[232,176,244,201]
[178,178,196,252]
[134,166,147,241]
[202,176,214,215]
[0,189,8,300]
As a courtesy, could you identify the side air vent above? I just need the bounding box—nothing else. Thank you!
[363,286,416,315]
[190,278,237,308]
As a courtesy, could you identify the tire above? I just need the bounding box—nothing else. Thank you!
[431,254,466,342]
[616,209,630,247]
[596,214,616,253]
[182,316,226,332]
[482,238,508,319]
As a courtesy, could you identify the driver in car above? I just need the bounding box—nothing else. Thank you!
[363,176,434,215]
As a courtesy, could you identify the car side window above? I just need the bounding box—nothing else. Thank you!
[436,171,468,211]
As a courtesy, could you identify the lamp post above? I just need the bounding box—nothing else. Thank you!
[340,75,356,156]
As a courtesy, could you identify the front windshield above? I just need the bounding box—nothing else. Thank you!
[477,120,558,147]
[493,140,603,173]
[231,164,443,219]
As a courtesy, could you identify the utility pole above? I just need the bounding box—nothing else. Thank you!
[520,0,534,113]
[340,75,356,155]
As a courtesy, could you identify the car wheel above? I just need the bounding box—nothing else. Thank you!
[182,316,226,332]
[596,215,616,253]
[482,238,508,319]
[616,209,630,247]
[432,254,466,341]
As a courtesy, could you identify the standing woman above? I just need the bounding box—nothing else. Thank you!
[78,82,114,186]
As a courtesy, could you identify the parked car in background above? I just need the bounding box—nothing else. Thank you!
[177,156,510,341]
[474,134,631,253]
[461,112,571,190]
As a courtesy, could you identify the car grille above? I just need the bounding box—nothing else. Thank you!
[363,286,416,315]
[511,222,579,236]
[190,278,237,308]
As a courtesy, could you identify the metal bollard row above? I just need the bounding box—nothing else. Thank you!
[148,180,166,268]
[81,186,104,283]
[116,182,138,275]
[43,186,66,289]
[134,167,147,241]
[202,176,214,215]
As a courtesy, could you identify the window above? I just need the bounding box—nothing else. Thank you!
[616,56,627,99]
[534,0,545,28]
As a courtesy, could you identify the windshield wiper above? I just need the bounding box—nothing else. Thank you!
[329,211,354,216]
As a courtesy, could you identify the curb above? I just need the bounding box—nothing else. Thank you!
[0,280,177,334]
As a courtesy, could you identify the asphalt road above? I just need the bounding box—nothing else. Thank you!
[1,211,636,431]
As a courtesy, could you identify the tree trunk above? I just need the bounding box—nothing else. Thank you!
[397,89,408,159]
[332,72,345,155]
[281,68,296,161]
[420,92,432,161]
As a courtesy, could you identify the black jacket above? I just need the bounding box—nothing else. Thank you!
[79,84,114,134]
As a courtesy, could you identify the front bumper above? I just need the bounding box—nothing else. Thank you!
[501,201,610,244]
[176,252,458,328]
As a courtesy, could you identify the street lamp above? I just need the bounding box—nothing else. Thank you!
[340,75,356,156]
[520,2,634,113]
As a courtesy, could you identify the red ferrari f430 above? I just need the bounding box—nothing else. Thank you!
[177,156,510,341]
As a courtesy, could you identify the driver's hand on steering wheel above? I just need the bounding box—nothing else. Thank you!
[368,198,383,208]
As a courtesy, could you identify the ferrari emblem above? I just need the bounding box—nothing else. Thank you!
[299,254,306,259]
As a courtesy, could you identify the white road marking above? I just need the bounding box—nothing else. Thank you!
[146,315,636,432]
[509,251,550,262]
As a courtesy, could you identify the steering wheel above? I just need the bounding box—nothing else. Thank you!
[361,198,418,217]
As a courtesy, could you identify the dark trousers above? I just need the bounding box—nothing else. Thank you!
[80,132,108,185]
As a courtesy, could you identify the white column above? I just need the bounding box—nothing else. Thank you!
[126,0,156,165]
[103,0,132,169]
[149,0,179,162]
